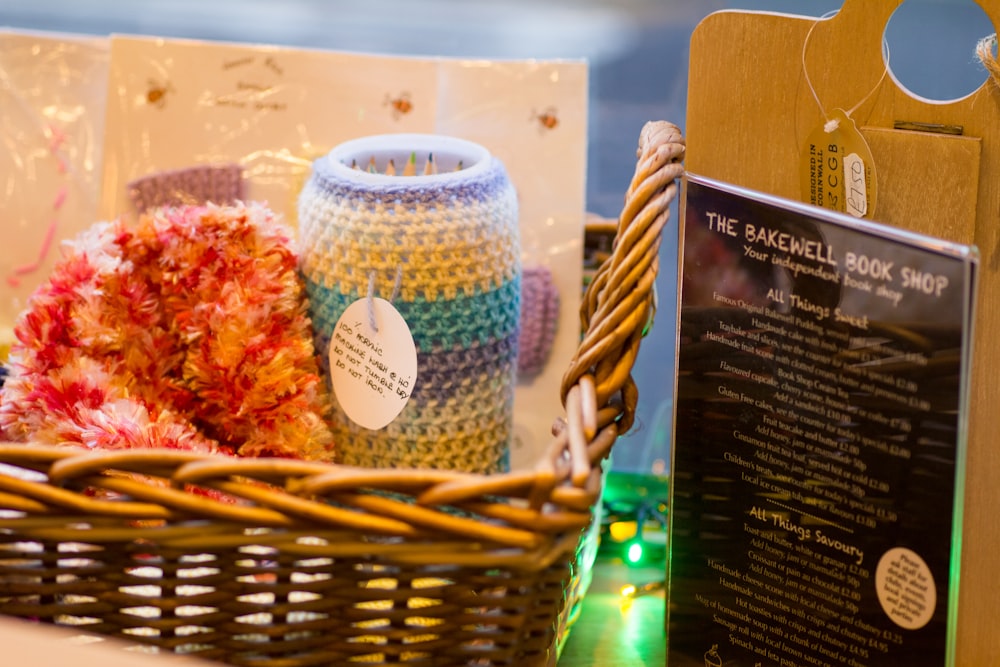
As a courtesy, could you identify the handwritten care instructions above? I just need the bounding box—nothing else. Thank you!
[329,297,417,430]
[667,176,977,667]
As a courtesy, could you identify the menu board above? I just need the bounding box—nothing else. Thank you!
[667,175,978,667]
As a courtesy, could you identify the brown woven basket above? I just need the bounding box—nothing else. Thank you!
[0,121,684,667]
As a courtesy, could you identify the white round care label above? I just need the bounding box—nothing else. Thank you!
[875,547,937,630]
[329,297,417,430]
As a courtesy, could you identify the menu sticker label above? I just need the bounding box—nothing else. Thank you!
[667,175,977,667]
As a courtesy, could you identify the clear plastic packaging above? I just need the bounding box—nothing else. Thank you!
[0,30,109,347]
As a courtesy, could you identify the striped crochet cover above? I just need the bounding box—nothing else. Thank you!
[298,134,520,473]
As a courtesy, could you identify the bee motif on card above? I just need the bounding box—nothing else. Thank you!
[146,79,174,109]
[384,92,413,119]
[263,56,284,76]
[531,106,559,131]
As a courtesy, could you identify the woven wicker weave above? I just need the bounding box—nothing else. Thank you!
[0,121,684,667]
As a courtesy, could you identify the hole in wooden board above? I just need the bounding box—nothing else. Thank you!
[884,0,995,103]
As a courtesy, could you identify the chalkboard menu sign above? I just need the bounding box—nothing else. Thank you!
[667,175,978,667]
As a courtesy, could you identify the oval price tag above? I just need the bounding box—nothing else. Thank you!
[801,108,878,219]
[329,297,417,430]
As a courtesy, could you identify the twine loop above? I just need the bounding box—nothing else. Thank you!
[366,266,403,333]
[976,33,1000,90]
[801,12,890,133]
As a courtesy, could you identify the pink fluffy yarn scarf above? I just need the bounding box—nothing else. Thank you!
[0,202,334,461]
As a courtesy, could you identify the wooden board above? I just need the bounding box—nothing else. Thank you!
[686,2,998,664]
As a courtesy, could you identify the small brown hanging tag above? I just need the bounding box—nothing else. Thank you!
[801,108,878,219]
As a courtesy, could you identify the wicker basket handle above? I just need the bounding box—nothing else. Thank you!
[554,121,685,486]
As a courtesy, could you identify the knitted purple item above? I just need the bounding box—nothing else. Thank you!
[127,164,244,213]
[518,265,560,377]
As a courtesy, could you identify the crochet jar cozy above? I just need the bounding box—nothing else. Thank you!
[297,133,521,474]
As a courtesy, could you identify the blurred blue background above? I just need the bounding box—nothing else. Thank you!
[2,0,994,474]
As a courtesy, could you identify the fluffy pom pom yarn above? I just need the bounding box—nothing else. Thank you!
[0,202,334,460]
